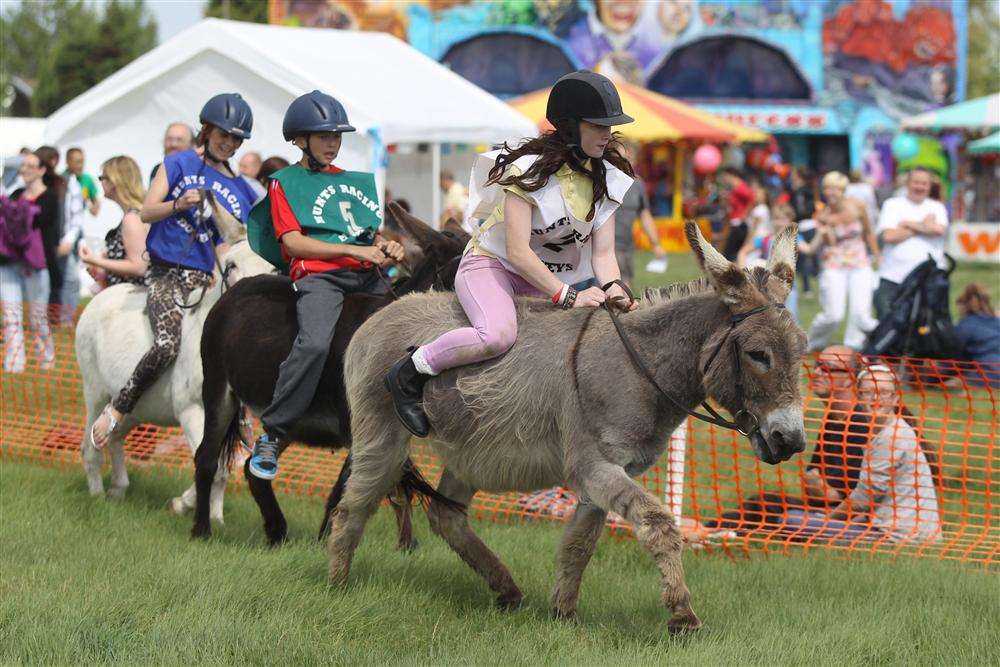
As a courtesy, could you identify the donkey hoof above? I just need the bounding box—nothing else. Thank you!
[551,607,577,622]
[106,487,127,501]
[265,523,288,547]
[495,590,523,611]
[169,497,190,515]
[191,523,212,540]
[397,537,419,553]
[667,608,703,636]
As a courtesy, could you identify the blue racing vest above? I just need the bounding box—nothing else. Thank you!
[145,149,256,273]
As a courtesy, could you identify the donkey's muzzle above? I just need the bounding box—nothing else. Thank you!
[753,405,806,465]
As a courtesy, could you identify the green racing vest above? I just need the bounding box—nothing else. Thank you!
[247,164,383,272]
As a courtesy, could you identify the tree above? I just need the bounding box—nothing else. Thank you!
[967,0,1000,99]
[1,0,157,117]
[204,0,269,24]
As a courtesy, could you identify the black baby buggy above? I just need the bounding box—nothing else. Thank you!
[864,255,959,359]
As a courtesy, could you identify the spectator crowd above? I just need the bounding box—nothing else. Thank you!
[0,122,293,374]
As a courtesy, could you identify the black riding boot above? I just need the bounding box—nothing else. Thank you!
[384,349,430,437]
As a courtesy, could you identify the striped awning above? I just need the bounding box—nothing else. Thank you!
[509,81,769,144]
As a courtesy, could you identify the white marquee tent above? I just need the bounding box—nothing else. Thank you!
[44,18,535,232]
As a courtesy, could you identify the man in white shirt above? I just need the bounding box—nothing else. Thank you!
[874,168,949,319]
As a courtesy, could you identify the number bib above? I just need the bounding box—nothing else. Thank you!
[247,164,382,271]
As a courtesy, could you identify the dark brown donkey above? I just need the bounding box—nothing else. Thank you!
[191,203,467,546]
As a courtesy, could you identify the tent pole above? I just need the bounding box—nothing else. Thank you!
[672,141,684,224]
[431,142,441,229]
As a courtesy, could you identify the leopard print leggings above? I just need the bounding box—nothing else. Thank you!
[112,265,213,414]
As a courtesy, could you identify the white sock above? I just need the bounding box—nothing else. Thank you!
[411,346,437,376]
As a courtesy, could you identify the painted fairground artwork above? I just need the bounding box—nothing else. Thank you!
[822,0,958,115]
[269,0,962,111]
[267,0,965,173]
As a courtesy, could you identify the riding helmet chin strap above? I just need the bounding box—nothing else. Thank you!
[302,134,326,172]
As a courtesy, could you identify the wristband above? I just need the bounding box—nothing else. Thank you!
[551,284,569,305]
[561,287,577,309]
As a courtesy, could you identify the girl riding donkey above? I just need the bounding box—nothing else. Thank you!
[90,93,258,448]
[244,90,404,480]
[386,71,636,434]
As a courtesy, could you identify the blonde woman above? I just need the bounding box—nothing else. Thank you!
[79,156,149,288]
[805,171,880,351]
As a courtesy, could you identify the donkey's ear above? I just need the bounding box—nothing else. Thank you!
[207,191,246,244]
[388,201,441,249]
[765,223,798,302]
[684,220,753,306]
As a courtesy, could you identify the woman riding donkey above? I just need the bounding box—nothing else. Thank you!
[244,90,404,480]
[386,71,636,435]
[90,93,258,448]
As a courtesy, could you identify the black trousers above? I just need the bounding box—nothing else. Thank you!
[260,268,386,440]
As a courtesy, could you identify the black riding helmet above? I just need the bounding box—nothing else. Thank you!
[199,93,253,139]
[283,90,356,141]
[546,70,633,145]
[283,90,355,171]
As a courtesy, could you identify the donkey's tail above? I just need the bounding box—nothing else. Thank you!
[399,458,466,512]
[219,403,244,471]
[318,454,465,541]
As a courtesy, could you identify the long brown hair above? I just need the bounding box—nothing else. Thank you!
[487,131,634,222]
[956,283,994,316]
[33,146,65,193]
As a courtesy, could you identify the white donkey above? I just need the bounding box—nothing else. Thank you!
[75,198,274,521]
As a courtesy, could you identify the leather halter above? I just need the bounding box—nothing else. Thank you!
[602,280,784,438]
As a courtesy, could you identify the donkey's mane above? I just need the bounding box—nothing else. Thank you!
[641,277,713,307]
[640,267,773,309]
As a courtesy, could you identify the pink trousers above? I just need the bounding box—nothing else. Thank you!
[418,254,544,374]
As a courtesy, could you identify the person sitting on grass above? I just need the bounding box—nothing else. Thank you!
[704,345,867,532]
[783,364,942,544]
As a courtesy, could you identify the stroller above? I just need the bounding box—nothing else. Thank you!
[864,255,959,359]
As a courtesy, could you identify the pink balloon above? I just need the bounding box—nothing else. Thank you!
[693,144,722,174]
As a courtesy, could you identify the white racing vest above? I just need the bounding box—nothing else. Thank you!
[464,150,633,287]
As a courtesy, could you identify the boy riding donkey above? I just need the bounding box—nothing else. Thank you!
[245,90,404,480]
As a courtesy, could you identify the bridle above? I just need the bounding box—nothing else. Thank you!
[601,280,784,438]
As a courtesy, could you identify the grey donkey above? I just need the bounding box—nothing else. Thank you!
[329,221,807,633]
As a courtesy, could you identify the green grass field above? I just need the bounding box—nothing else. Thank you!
[2,252,997,664]
[1,462,997,665]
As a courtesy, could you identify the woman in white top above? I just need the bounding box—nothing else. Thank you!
[385,71,636,437]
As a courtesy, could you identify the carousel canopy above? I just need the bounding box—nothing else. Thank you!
[901,94,1000,131]
[967,131,1000,155]
[509,82,769,144]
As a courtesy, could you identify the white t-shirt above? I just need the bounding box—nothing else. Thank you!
[876,195,949,284]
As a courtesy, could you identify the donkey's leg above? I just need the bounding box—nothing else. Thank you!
[327,431,409,587]
[318,451,352,541]
[427,469,522,610]
[579,464,701,633]
[550,498,608,620]
[246,455,288,546]
[105,424,132,500]
[191,401,238,539]
[81,389,108,496]
[179,405,229,525]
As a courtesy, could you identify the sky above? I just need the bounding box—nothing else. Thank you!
[4,0,207,43]
[147,0,206,42]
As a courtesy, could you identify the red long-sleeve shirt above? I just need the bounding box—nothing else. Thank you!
[270,165,369,280]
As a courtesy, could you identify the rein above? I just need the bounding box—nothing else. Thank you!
[601,280,783,438]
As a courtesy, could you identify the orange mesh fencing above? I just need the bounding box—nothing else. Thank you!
[2,309,997,566]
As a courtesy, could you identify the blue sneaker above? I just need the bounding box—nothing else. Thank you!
[248,434,280,480]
